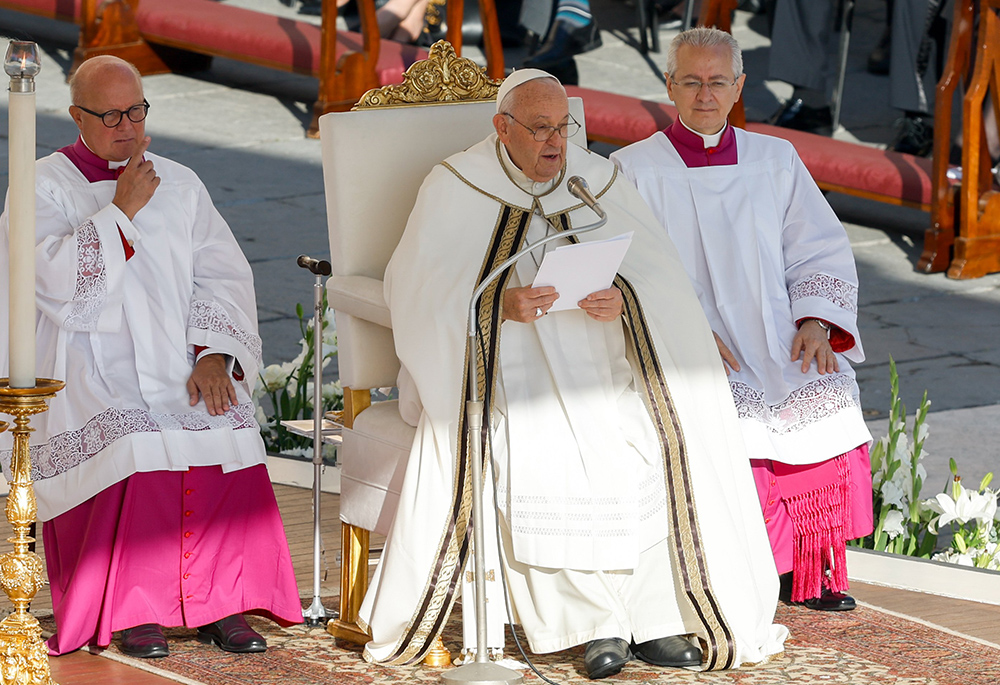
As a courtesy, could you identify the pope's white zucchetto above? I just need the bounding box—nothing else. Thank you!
[495,68,561,113]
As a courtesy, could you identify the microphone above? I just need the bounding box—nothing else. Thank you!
[297,255,332,276]
[567,176,604,217]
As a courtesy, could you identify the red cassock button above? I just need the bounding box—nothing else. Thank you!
[185,510,193,517]
[184,552,192,559]
[183,573,191,580]
[184,531,193,538]
[185,489,194,496]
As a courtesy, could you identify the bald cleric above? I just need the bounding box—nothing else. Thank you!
[0,56,302,658]
[360,69,786,679]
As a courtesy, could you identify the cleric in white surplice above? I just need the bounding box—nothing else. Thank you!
[0,56,301,658]
[612,28,874,611]
[361,69,787,679]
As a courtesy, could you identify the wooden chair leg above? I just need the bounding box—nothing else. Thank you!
[311,0,381,137]
[326,385,375,643]
[326,522,372,643]
[947,1,1000,278]
[920,0,975,273]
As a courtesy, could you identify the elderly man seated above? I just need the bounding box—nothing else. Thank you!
[612,27,874,612]
[0,55,302,659]
[359,69,787,680]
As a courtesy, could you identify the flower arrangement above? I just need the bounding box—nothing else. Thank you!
[854,357,1000,571]
[252,297,343,461]
[927,463,1000,570]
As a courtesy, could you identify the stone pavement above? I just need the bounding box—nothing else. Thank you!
[0,0,996,492]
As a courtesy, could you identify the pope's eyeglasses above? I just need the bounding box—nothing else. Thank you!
[75,99,150,128]
[503,112,581,142]
[671,78,738,94]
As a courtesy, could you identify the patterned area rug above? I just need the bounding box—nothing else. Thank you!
[41,602,1000,685]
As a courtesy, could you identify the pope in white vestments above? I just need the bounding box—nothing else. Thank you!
[361,69,786,679]
[613,28,874,611]
[0,56,301,657]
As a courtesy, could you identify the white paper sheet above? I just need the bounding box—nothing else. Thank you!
[531,232,633,311]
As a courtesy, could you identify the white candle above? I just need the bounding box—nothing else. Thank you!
[6,44,38,389]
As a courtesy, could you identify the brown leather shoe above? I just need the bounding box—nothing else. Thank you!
[196,614,267,653]
[120,623,169,658]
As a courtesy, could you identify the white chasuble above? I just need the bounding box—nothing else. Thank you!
[363,134,786,670]
[0,151,266,520]
[613,129,872,466]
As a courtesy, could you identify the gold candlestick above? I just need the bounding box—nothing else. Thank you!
[0,378,63,685]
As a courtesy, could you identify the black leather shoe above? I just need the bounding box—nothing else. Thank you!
[196,614,267,653]
[778,571,793,603]
[802,588,857,611]
[584,638,631,680]
[120,623,169,659]
[890,115,934,157]
[524,19,602,70]
[632,635,702,668]
[769,98,833,134]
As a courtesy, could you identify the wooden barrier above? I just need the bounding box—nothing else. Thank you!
[920,0,1000,278]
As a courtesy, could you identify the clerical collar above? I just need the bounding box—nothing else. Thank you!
[496,138,564,198]
[663,118,738,168]
[58,136,132,182]
[680,117,726,147]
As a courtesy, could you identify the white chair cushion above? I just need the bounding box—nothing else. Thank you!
[339,400,415,535]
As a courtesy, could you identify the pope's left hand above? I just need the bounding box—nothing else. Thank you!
[791,320,840,375]
[187,353,238,416]
[579,286,624,322]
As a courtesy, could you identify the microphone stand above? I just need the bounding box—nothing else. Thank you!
[442,181,607,685]
[297,255,335,626]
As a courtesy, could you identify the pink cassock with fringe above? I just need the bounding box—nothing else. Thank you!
[752,445,874,601]
[43,464,303,655]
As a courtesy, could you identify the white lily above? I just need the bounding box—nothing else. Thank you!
[924,487,999,533]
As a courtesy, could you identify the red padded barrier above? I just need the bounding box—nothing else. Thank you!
[566,85,933,208]
[0,0,79,22]
[137,0,426,84]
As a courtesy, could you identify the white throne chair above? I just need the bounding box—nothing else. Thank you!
[318,41,587,650]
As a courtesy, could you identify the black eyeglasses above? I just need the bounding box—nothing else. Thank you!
[75,99,150,128]
[503,112,581,142]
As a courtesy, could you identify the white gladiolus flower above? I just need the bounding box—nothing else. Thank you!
[261,363,292,392]
[881,479,905,509]
[882,509,905,539]
[889,433,909,463]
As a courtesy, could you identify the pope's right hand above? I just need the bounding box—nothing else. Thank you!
[113,136,160,221]
[502,285,559,323]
